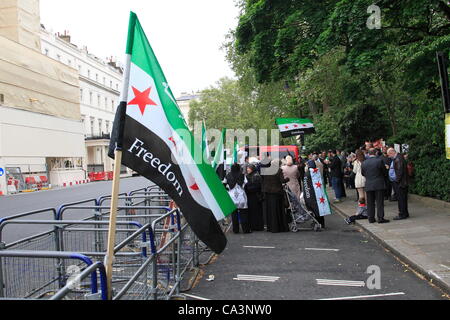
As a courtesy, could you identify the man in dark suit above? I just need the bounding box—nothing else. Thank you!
[361,148,390,224]
[387,148,410,220]
[327,150,344,203]
[381,148,394,200]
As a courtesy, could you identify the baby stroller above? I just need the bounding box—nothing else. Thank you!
[284,184,322,232]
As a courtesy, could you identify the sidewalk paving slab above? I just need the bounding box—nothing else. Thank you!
[329,188,450,294]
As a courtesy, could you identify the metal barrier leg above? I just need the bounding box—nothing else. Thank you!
[55,226,65,288]
[176,228,182,296]
[0,256,4,297]
[152,259,158,300]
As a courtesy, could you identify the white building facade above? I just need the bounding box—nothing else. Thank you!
[40,28,124,174]
[0,0,87,195]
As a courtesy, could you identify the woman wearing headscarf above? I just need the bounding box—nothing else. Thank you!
[224,163,251,234]
[244,164,264,231]
[261,159,290,233]
[281,155,301,201]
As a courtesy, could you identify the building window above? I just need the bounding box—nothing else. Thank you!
[56,54,61,61]
[97,94,101,107]
[98,119,103,135]
[44,49,49,56]
[105,121,110,134]
[96,74,98,82]
[90,117,95,136]
[89,92,93,105]
[112,100,115,111]
[88,70,91,78]
[78,65,82,71]
[80,89,83,101]
[110,80,113,87]
[116,84,119,90]
[68,59,72,66]
[103,77,106,85]
[105,97,108,108]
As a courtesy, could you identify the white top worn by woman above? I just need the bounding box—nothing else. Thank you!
[353,160,366,189]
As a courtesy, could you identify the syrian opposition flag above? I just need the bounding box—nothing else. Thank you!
[108,12,236,254]
[202,121,210,164]
[276,118,315,138]
[211,128,227,180]
[302,168,332,218]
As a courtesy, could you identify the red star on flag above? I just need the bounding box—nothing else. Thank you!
[128,86,157,115]
[315,182,322,189]
[319,197,326,204]
[285,126,289,129]
[313,168,319,173]
[190,183,199,191]
[302,124,308,127]
[294,124,299,128]
[169,137,177,147]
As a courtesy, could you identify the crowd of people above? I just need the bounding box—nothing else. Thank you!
[221,142,414,234]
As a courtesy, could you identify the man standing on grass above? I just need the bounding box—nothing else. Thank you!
[361,148,390,224]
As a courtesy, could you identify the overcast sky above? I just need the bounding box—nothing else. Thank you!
[40,0,240,97]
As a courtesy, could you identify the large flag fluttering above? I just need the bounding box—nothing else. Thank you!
[276,118,316,138]
[108,12,236,254]
[302,168,332,218]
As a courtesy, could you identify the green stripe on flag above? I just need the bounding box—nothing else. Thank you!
[126,13,235,217]
[276,118,314,125]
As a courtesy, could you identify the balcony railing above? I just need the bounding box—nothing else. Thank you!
[85,133,111,140]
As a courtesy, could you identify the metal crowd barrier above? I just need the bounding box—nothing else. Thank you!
[0,251,106,300]
[0,185,209,300]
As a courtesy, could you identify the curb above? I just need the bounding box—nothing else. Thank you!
[331,203,450,296]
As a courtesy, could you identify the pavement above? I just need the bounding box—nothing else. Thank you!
[328,187,450,295]
[185,195,449,300]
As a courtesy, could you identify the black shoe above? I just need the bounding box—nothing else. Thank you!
[378,219,390,224]
[393,216,408,221]
[368,219,376,223]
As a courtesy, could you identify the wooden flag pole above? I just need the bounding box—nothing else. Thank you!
[105,150,123,300]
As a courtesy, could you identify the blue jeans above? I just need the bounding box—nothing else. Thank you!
[332,177,343,200]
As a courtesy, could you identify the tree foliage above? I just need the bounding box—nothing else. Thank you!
[223,0,450,201]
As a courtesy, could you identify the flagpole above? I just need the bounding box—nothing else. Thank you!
[105,52,132,300]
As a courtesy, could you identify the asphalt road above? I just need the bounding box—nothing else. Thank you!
[0,176,153,243]
[186,211,448,300]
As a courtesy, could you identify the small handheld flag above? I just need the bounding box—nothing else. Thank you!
[276,118,315,138]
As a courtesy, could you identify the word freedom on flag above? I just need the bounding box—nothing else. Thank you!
[108,12,236,254]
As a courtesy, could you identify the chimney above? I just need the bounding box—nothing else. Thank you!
[59,30,71,43]
[0,0,42,52]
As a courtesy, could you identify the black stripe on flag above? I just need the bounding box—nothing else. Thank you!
[108,104,227,254]
[302,171,321,219]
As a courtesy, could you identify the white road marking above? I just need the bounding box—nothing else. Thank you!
[428,270,443,280]
[237,275,280,279]
[243,246,276,249]
[316,279,366,287]
[318,292,406,300]
[234,275,280,282]
[182,293,211,301]
[233,278,278,282]
[305,248,340,252]
[439,264,450,271]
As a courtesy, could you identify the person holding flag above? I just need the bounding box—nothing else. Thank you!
[211,128,227,180]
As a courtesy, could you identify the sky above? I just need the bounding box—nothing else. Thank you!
[39,0,240,97]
